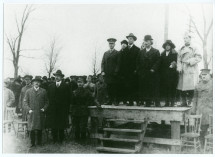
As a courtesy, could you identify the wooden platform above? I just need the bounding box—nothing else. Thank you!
[88,105,191,152]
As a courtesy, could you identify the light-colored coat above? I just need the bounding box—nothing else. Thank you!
[177,44,202,91]
[4,87,15,120]
[18,84,32,121]
[23,87,49,131]
[192,79,213,125]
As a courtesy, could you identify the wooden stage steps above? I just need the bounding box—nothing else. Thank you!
[96,118,148,154]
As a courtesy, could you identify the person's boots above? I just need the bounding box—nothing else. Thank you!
[37,130,42,146]
[30,131,36,147]
[165,100,169,107]
[104,100,112,105]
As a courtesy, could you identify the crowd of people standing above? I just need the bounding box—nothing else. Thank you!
[3,32,213,148]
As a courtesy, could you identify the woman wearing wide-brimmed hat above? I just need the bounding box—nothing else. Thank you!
[160,40,178,107]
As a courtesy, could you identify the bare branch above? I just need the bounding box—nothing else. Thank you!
[19,55,37,59]
[190,18,204,42]
[206,19,213,38]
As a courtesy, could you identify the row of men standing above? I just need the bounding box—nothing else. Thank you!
[101,33,202,107]
[16,70,100,147]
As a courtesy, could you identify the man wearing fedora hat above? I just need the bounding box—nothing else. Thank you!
[123,33,140,106]
[101,38,120,105]
[136,35,160,107]
[23,76,49,147]
[18,75,33,121]
[46,70,70,143]
[160,40,178,107]
[177,33,202,106]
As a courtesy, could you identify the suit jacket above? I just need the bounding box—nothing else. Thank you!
[136,47,160,77]
[46,81,70,129]
[101,49,119,84]
[119,45,140,81]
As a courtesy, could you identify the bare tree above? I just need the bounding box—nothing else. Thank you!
[6,5,35,78]
[44,37,61,78]
[164,4,169,41]
[91,47,100,77]
[186,5,213,69]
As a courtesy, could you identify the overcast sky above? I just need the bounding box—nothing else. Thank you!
[3,3,213,78]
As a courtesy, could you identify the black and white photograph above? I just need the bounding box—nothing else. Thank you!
[2,0,214,154]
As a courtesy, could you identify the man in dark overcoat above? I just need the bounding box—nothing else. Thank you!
[23,76,49,147]
[101,38,119,105]
[136,35,160,107]
[160,40,178,107]
[124,33,140,106]
[46,70,70,143]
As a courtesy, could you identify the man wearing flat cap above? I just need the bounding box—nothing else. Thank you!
[122,33,140,106]
[101,38,119,105]
[18,75,33,121]
[177,33,202,106]
[136,35,160,107]
[160,40,178,107]
[46,70,70,143]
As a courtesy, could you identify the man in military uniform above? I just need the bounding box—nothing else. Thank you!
[18,75,33,121]
[136,35,160,107]
[191,69,212,145]
[177,33,202,106]
[101,38,119,105]
[71,77,100,141]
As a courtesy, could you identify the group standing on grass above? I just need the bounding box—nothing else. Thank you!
[3,32,212,149]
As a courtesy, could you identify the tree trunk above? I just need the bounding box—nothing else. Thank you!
[203,42,208,69]
[14,65,19,78]
[164,4,169,41]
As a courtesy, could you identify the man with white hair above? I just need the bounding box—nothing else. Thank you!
[177,33,202,106]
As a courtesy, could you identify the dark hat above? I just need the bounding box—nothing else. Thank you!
[200,69,211,75]
[121,40,128,45]
[107,38,117,43]
[14,78,22,83]
[65,77,70,82]
[42,76,48,80]
[32,76,42,83]
[77,77,84,83]
[126,33,137,41]
[162,40,176,49]
[144,35,153,41]
[53,70,64,77]
[24,75,33,80]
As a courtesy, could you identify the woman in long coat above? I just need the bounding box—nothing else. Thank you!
[160,40,178,107]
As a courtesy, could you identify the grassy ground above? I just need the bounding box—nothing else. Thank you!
[3,131,211,154]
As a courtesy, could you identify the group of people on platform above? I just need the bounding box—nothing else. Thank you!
[3,32,213,148]
[101,33,203,107]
